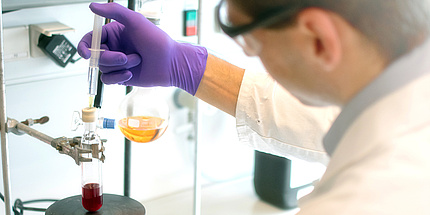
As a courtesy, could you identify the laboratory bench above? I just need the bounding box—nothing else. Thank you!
[142,177,300,215]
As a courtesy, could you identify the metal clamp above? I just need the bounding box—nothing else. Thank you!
[6,117,106,165]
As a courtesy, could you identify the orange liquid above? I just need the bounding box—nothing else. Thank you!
[118,116,167,143]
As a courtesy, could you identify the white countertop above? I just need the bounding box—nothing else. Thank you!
[142,177,300,215]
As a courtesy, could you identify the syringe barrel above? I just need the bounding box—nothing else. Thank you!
[88,14,103,96]
[89,14,103,67]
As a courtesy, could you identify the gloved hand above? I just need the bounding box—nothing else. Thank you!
[78,2,208,95]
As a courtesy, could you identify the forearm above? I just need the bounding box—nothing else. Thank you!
[195,54,245,116]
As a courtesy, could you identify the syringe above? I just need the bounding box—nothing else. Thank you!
[88,14,104,107]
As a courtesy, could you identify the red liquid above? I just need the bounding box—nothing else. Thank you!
[82,183,103,212]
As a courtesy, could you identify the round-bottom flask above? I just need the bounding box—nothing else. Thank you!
[118,87,169,143]
[80,107,103,212]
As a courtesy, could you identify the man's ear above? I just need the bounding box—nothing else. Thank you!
[296,8,342,71]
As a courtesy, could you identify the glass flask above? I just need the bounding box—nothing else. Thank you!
[118,87,169,143]
[80,107,103,212]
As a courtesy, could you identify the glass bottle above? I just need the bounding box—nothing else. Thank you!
[118,87,169,143]
[80,107,103,212]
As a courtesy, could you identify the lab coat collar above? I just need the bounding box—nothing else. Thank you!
[323,38,430,156]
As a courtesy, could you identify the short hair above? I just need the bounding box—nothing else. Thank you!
[230,0,430,61]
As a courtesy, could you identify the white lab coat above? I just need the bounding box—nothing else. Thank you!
[235,71,339,165]
[236,38,430,214]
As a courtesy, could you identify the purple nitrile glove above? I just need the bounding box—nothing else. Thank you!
[78,2,208,95]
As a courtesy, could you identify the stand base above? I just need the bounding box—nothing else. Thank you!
[45,194,146,215]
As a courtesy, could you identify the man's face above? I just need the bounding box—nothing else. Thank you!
[255,26,338,106]
[227,1,338,106]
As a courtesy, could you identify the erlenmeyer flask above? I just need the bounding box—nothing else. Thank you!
[118,87,169,143]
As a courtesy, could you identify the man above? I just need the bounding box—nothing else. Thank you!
[78,1,430,214]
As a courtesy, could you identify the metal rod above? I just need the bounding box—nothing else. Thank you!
[14,120,55,145]
[193,0,203,214]
[124,138,131,197]
[123,86,133,197]
[123,0,135,198]
[192,100,201,215]
[128,0,136,10]
[94,74,104,108]
[0,0,12,213]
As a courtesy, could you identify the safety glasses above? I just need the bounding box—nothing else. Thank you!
[215,0,301,56]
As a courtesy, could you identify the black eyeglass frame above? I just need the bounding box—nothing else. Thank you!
[215,0,302,38]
